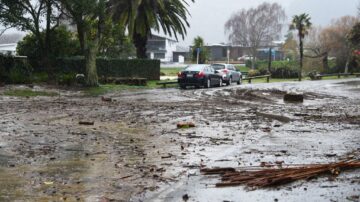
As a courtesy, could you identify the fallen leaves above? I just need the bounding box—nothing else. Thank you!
[177,122,196,129]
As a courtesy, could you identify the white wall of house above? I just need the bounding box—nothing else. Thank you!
[147,34,178,63]
[0,43,17,55]
[163,39,177,63]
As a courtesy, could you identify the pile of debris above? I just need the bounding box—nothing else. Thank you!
[201,160,360,188]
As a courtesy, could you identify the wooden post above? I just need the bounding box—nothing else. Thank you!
[249,78,252,84]
[338,73,340,79]
[266,76,270,83]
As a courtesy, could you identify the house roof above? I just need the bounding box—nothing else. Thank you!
[150,32,178,42]
[175,46,189,52]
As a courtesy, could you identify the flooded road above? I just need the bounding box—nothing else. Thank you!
[0,78,359,202]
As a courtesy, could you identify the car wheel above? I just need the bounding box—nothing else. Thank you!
[237,78,241,85]
[205,78,211,88]
[180,84,186,89]
[227,77,232,86]
[218,79,223,87]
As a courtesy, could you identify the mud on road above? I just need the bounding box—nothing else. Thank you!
[0,79,359,202]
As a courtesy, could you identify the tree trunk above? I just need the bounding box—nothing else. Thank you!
[84,39,99,86]
[77,23,85,54]
[299,35,303,81]
[133,32,148,59]
[44,0,54,82]
[344,53,351,74]
[322,52,329,72]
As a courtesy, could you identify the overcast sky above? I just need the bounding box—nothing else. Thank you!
[1,0,359,46]
[176,0,359,46]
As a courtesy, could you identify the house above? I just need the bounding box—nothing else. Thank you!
[146,34,177,63]
[0,33,24,55]
[205,44,251,62]
[0,43,17,55]
[173,46,190,63]
[205,41,285,62]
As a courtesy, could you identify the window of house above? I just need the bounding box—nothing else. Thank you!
[154,53,165,59]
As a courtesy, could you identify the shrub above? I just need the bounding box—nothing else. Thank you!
[55,58,160,81]
[248,69,261,77]
[256,60,299,78]
[17,26,81,72]
[0,54,32,84]
[245,60,253,68]
[8,62,32,84]
[57,73,76,86]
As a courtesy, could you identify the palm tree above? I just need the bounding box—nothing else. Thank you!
[110,0,194,58]
[191,36,208,64]
[290,13,312,81]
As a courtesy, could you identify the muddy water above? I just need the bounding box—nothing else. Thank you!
[0,78,360,202]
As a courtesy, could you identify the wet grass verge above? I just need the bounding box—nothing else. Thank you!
[3,89,58,97]
[84,81,161,96]
[248,75,360,84]
[161,68,183,76]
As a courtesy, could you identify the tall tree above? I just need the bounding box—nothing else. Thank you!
[348,21,360,66]
[290,13,312,81]
[191,36,208,64]
[304,26,331,71]
[327,16,358,73]
[348,22,360,49]
[224,2,286,69]
[0,0,61,79]
[61,0,108,86]
[111,0,194,59]
[282,32,298,61]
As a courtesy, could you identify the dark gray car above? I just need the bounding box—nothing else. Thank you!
[178,64,222,89]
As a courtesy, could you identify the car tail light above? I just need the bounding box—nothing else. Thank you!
[178,72,184,78]
[195,71,205,78]
[222,69,229,73]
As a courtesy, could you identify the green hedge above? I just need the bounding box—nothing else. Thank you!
[259,61,299,78]
[56,57,160,80]
[248,60,299,78]
[0,54,32,84]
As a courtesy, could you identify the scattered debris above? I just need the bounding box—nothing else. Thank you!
[79,121,95,125]
[256,112,291,123]
[177,122,196,129]
[284,93,304,102]
[182,194,189,201]
[101,96,112,102]
[161,153,173,159]
[44,181,54,185]
[201,160,360,188]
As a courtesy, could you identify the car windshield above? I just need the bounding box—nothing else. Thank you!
[211,64,225,70]
[184,66,204,71]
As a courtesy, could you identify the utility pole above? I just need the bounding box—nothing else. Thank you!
[227,48,230,64]
[196,48,200,64]
[268,47,272,73]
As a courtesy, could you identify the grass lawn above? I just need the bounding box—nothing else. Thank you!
[244,75,359,84]
[84,80,162,96]
[234,65,249,72]
[160,68,183,76]
[3,89,59,97]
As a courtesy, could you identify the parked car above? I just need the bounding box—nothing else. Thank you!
[178,64,222,89]
[211,63,242,85]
